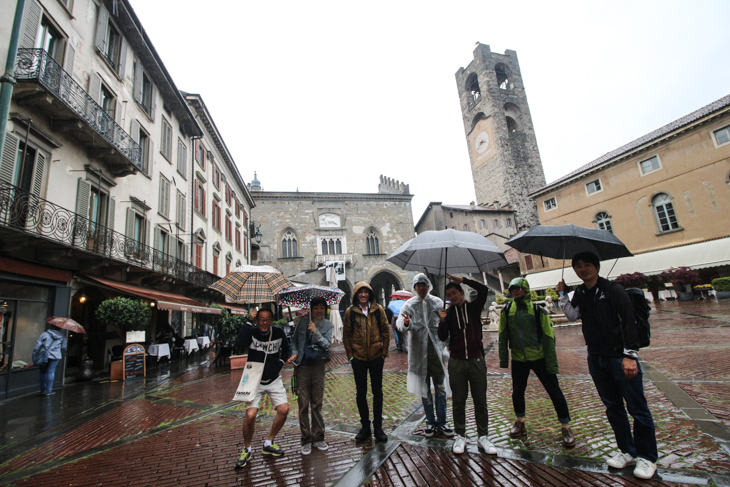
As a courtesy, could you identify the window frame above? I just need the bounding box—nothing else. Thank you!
[594,211,612,233]
[158,174,170,219]
[160,117,172,162]
[177,138,187,178]
[652,193,680,233]
[194,179,206,216]
[712,124,730,147]
[638,155,661,176]
[176,190,186,231]
[585,178,603,195]
[282,231,298,258]
[212,199,221,231]
[543,197,557,211]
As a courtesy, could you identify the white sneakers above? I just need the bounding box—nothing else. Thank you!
[451,435,498,455]
[478,436,498,455]
[633,457,658,479]
[301,442,312,455]
[312,441,329,451]
[606,452,636,469]
[452,435,466,454]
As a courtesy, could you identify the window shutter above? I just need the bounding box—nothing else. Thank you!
[130,119,140,143]
[63,43,75,74]
[94,4,109,53]
[0,133,19,183]
[88,73,102,104]
[147,138,154,172]
[154,226,161,251]
[118,38,128,78]
[115,100,123,124]
[145,217,151,247]
[21,0,42,49]
[74,177,91,225]
[31,152,46,197]
[150,86,157,119]
[125,208,134,239]
[132,60,142,102]
[107,197,116,230]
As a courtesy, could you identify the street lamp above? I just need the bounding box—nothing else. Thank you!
[250,221,262,244]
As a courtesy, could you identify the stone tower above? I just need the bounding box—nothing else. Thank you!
[455,44,546,230]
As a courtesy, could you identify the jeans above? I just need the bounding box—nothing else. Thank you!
[588,354,658,462]
[296,362,326,444]
[351,355,384,428]
[422,374,448,428]
[39,359,59,395]
[511,358,571,423]
[448,356,489,437]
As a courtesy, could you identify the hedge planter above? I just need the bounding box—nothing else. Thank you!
[678,292,694,301]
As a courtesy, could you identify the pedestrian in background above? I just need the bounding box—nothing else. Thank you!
[557,252,658,480]
[499,277,575,447]
[343,282,390,442]
[32,326,66,397]
[438,274,497,456]
[287,297,334,455]
[397,273,453,437]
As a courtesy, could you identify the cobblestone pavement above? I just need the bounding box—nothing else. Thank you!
[0,299,729,486]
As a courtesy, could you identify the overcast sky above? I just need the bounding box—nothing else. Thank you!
[131,0,730,223]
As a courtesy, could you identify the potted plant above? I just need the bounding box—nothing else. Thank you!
[712,277,730,300]
[96,297,152,338]
[660,267,701,301]
[217,310,250,369]
[614,272,648,290]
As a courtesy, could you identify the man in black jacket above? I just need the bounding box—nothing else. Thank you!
[557,252,657,480]
[234,308,291,468]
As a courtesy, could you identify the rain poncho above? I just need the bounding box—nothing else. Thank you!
[396,273,451,398]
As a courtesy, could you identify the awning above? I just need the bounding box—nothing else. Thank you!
[83,275,222,314]
[522,236,730,291]
[221,303,249,315]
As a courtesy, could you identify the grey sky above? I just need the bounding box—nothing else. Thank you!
[131,0,730,223]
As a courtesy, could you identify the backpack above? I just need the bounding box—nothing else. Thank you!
[501,301,546,344]
[623,287,651,348]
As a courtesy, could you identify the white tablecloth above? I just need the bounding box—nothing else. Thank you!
[184,338,199,354]
[658,289,678,300]
[197,336,211,349]
[148,343,171,361]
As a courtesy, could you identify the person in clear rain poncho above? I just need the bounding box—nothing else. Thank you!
[396,273,453,437]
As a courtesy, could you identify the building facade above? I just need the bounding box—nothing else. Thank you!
[524,94,730,287]
[454,43,546,230]
[250,175,415,309]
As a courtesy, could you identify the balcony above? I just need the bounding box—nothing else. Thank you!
[0,180,215,287]
[13,49,143,177]
[314,254,355,266]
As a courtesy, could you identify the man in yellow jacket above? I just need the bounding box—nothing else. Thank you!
[343,281,391,442]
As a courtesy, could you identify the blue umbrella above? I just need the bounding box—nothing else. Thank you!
[387,300,406,315]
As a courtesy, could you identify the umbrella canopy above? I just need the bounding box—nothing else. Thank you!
[276,284,345,309]
[387,300,406,315]
[389,290,414,301]
[209,265,292,304]
[386,228,507,275]
[46,317,86,334]
[504,224,633,261]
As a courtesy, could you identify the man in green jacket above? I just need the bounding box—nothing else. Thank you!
[498,277,575,448]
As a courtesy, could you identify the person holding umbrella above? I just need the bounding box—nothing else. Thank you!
[438,274,497,455]
[33,321,68,396]
[286,297,334,455]
[557,252,658,480]
[498,277,575,447]
[396,273,453,438]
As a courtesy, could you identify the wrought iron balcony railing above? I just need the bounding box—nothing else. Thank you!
[0,180,215,287]
[14,48,143,172]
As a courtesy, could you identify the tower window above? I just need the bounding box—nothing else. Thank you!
[544,197,557,211]
[506,116,518,133]
[595,212,612,233]
[495,63,513,90]
[466,73,480,103]
[586,179,602,195]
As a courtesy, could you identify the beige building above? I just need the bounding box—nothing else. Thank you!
[524,94,730,289]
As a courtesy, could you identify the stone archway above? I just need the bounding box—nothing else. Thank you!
[369,271,403,308]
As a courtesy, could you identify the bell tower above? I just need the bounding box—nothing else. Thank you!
[455,43,546,230]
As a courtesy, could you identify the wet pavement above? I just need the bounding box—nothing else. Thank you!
[1,299,730,486]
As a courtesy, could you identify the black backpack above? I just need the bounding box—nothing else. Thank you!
[501,301,547,344]
[623,287,652,348]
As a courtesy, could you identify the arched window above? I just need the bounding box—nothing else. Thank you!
[470,112,487,132]
[595,212,613,233]
[366,230,380,255]
[282,230,297,258]
[495,63,512,90]
[320,237,343,255]
[652,193,679,232]
[506,116,518,133]
[465,73,480,102]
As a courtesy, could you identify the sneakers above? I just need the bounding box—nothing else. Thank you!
[606,452,637,469]
[235,448,252,468]
[509,420,526,438]
[424,427,436,438]
[313,440,329,451]
[633,457,657,479]
[561,427,575,448]
[262,443,284,456]
[374,426,388,442]
[355,424,371,442]
[437,426,455,437]
[301,443,312,455]
[452,435,466,455]
[478,436,498,455]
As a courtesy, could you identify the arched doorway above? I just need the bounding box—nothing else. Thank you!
[369,271,403,308]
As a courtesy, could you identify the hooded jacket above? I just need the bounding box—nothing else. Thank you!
[437,278,488,360]
[498,277,559,373]
[33,328,66,365]
[343,282,390,361]
[396,274,451,398]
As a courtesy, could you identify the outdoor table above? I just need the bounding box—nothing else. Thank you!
[148,343,171,361]
[184,338,199,354]
[658,289,677,301]
[197,336,211,349]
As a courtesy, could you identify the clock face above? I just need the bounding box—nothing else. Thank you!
[474,131,490,153]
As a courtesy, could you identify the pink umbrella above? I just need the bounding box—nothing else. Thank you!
[390,290,414,301]
[46,316,86,334]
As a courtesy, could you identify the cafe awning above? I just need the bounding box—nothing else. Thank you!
[221,303,249,315]
[522,236,730,291]
[82,275,222,314]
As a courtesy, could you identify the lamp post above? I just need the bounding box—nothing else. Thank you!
[249,221,262,244]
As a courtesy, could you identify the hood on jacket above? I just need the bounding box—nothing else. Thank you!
[47,328,66,340]
[353,281,375,306]
[411,273,433,296]
[508,277,530,293]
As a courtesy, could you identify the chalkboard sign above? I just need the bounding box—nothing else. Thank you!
[123,344,146,380]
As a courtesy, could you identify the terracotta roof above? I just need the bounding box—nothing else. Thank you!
[533,93,730,194]
[441,204,512,213]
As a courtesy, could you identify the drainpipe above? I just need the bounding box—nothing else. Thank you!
[0,0,27,161]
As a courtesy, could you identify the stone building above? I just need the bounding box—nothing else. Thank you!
[523,93,730,290]
[454,43,546,230]
[249,175,415,309]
